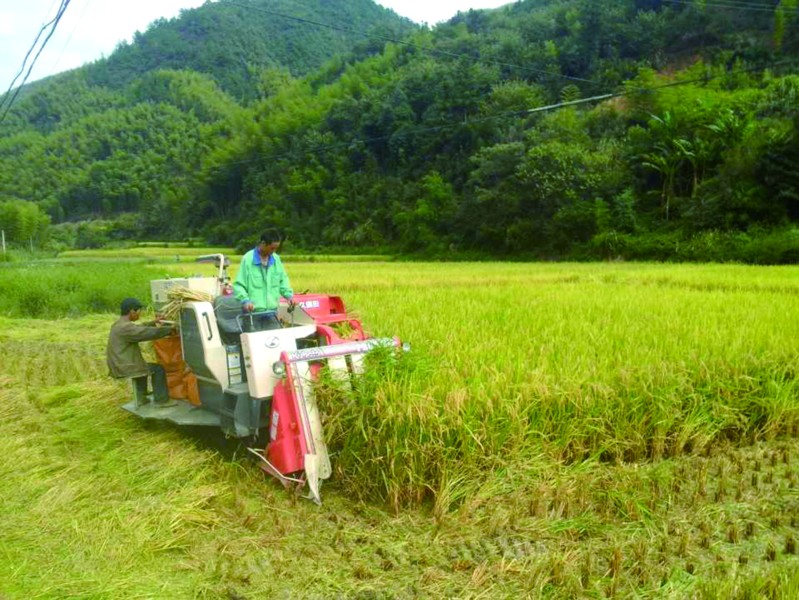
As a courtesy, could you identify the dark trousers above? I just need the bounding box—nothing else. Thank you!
[133,363,168,406]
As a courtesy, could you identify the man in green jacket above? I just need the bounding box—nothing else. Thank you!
[233,228,294,331]
[106,297,174,406]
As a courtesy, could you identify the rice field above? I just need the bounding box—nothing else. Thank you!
[55,246,387,262]
[1,256,799,598]
[56,246,236,259]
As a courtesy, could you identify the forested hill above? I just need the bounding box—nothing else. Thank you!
[84,0,414,100]
[3,0,413,127]
[1,0,799,262]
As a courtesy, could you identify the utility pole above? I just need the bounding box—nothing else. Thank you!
[1,230,5,256]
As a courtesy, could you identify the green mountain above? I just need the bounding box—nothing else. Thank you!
[1,0,413,134]
[0,0,413,234]
[1,0,798,261]
[84,0,414,100]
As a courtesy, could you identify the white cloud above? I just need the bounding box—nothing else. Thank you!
[0,11,18,35]
[376,0,511,25]
[1,0,205,88]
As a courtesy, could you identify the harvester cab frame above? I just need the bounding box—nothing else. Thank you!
[124,254,405,504]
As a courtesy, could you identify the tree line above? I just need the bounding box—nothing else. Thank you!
[1,0,798,262]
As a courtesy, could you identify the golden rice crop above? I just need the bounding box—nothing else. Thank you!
[296,261,799,508]
[3,259,799,598]
[159,286,216,322]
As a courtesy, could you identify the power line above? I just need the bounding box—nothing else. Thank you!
[0,7,58,111]
[662,0,787,12]
[525,57,798,112]
[205,57,798,174]
[224,1,599,86]
[676,0,783,8]
[0,0,73,124]
[48,0,92,77]
[666,0,782,9]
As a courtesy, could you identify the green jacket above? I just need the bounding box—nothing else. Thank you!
[106,317,172,378]
[233,249,293,311]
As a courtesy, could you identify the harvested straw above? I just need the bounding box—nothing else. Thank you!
[160,286,215,322]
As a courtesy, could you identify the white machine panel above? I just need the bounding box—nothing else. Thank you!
[180,301,228,386]
[240,325,317,399]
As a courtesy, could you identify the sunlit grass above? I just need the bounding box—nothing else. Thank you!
[55,246,390,263]
[57,246,235,259]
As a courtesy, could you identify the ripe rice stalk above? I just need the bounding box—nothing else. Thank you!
[159,286,216,322]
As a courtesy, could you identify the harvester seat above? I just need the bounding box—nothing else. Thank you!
[213,295,243,345]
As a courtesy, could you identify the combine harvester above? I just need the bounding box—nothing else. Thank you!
[125,254,406,504]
